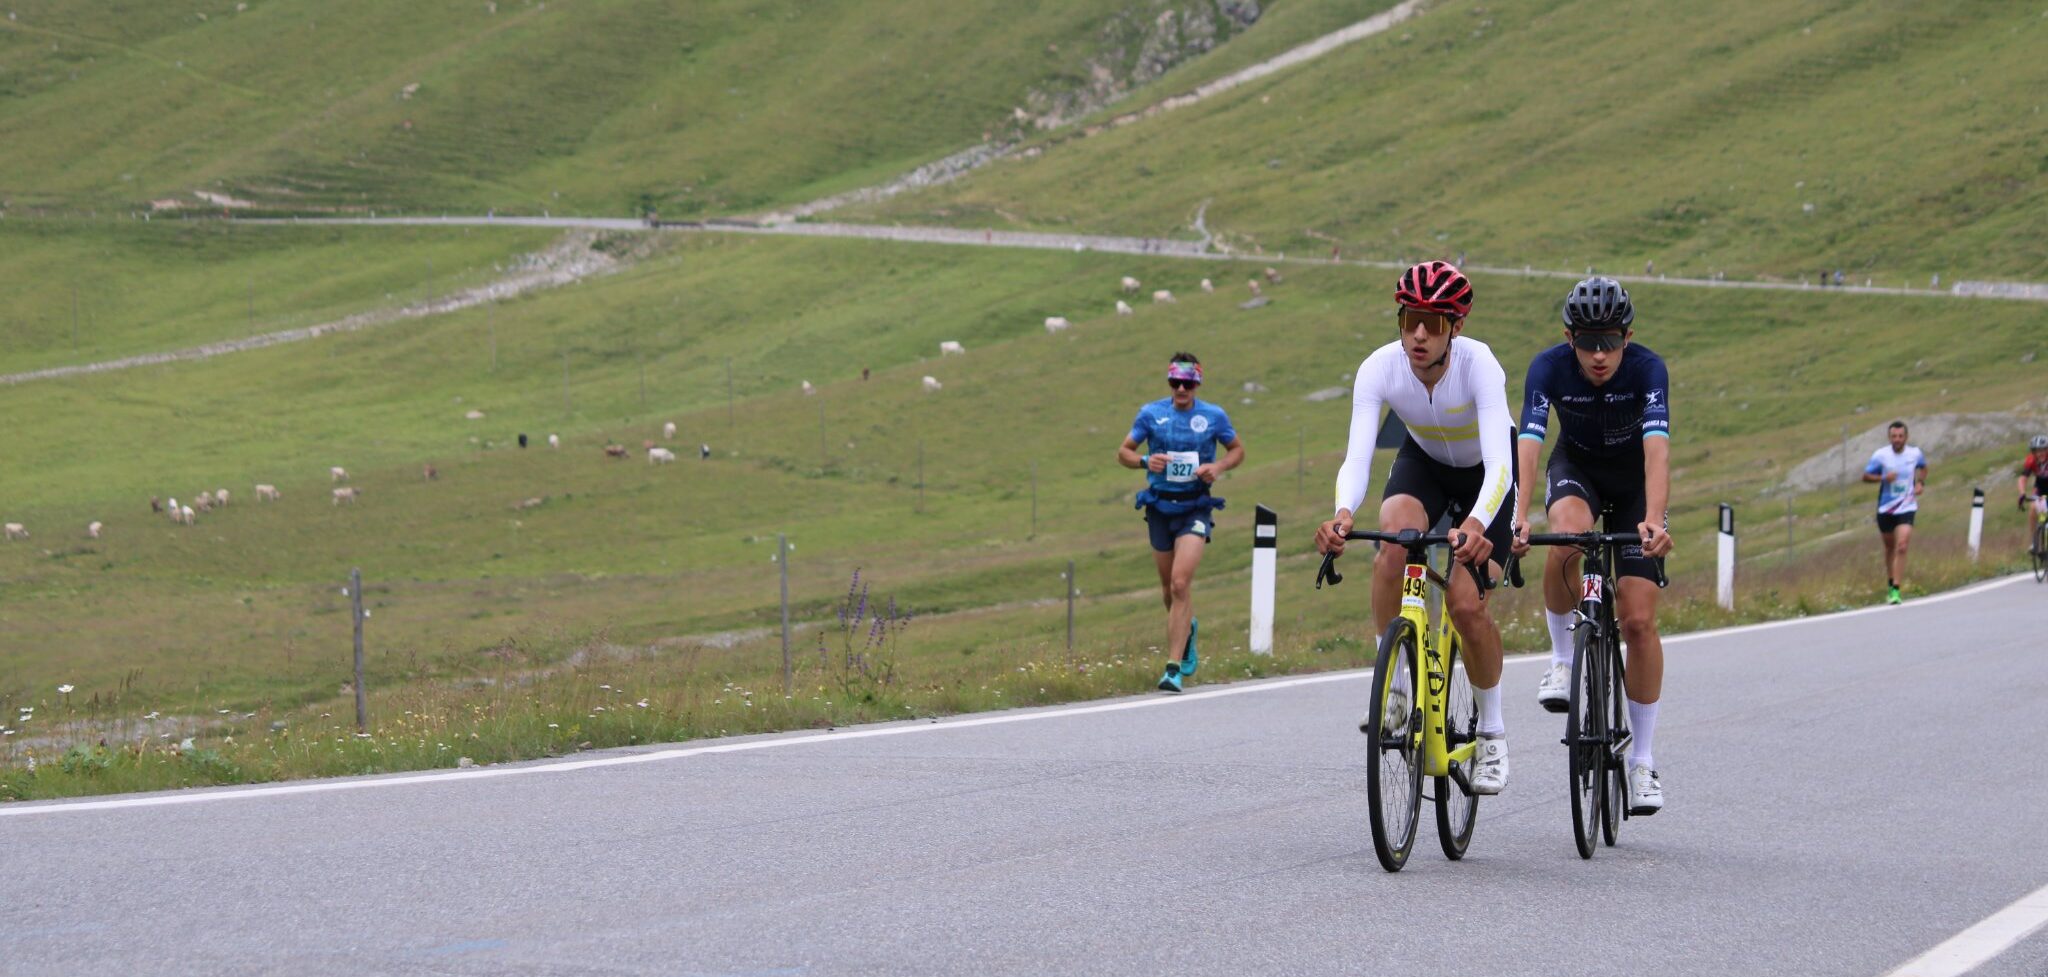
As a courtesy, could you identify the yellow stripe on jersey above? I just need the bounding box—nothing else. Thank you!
[1408,421,1480,441]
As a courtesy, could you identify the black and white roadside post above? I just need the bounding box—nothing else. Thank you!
[777,534,792,695]
[348,568,368,733]
[1250,505,1277,655]
[1716,504,1736,611]
[1065,560,1076,652]
[1969,488,1985,563]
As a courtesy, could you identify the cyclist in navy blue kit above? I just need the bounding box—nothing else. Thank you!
[1509,277,1675,815]
[1118,353,1245,692]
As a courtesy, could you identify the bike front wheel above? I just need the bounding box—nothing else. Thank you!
[1435,628,1478,860]
[1602,634,1628,847]
[1366,616,1424,872]
[1566,622,1605,860]
[2033,520,2046,583]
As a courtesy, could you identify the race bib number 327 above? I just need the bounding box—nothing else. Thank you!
[1165,451,1200,483]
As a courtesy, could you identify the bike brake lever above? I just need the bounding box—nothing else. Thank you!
[1316,551,1343,589]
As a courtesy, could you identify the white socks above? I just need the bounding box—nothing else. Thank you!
[1547,609,1576,667]
[1474,684,1505,737]
[1628,699,1658,769]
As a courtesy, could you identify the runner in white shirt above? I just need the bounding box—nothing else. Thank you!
[1862,419,1928,605]
[1314,261,1519,794]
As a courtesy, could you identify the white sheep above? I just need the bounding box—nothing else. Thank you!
[3,523,26,540]
[195,491,215,512]
[1115,300,1134,317]
[939,341,966,356]
[1201,278,1215,293]
[332,487,360,505]
[179,506,195,525]
[167,498,181,520]
[801,380,815,395]
[663,421,677,440]
[1263,266,1284,284]
[464,409,486,420]
[1120,276,1141,293]
[214,488,230,506]
[648,446,677,464]
[922,376,943,392]
[1152,289,1175,304]
[1044,316,1071,333]
[1247,278,1263,297]
[255,484,280,502]
[330,467,348,483]
[87,521,102,539]
[548,433,560,449]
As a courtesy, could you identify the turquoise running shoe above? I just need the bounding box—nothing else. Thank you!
[1179,618,1199,677]
[1157,662,1183,693]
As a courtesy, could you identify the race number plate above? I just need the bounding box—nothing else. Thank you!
[1164,450,1200,483]
[1401,564,1428,610]
[1581,574,1604,603]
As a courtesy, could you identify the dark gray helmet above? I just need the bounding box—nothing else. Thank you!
[2032,434,2048,450]
[1562,276,1634,330]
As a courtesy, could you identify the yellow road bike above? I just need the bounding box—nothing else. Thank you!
[1317,528,1493,872]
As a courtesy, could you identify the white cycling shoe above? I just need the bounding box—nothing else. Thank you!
[1536,663,1571,713]
[1360,684,1413,739]
[1468,736,1509,794]
[1628,764,1664,815]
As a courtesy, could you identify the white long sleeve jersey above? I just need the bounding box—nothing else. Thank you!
[1332,336,1515,527]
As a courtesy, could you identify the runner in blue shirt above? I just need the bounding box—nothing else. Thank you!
[1509,276,1675,815]
[1862,420,1928,605]
[1118,353,1245,692]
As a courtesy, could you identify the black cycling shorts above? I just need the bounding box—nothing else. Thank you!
[1544,449,1662,581]
[1381,435,1518,569]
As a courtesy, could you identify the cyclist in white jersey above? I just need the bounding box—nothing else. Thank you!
[1314,261,1519,794]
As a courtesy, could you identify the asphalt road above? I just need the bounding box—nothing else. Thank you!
[4,575,2045,977]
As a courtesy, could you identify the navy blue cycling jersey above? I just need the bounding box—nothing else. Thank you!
[1518,342,1670,460]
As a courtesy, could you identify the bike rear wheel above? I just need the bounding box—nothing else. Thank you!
[1435,629,1478,860]
[1566,622,1605,860]
[1367,617,1424,872]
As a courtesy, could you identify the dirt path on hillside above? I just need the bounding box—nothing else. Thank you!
[0,231,624,387]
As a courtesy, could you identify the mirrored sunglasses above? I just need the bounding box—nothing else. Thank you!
[1569,330,1627,352]
[1397,308,1455,336]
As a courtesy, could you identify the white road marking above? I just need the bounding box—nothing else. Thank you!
[0,573,2027,818]
[1881,880,2048,977]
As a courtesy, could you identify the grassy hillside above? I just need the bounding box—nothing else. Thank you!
[0,0,1307,217]
[1,232,2040,798]
[0,220,556,374]
[864,0,2048,283]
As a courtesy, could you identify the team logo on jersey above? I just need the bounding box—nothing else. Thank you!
[1190,415,1209,434]
[1645,390,1663,410]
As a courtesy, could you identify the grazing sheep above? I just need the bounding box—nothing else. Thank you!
[87,521,102,539]
[255,484,280,502]
[1115,300,1133,317]
[801,380,815,395]
[922,376,943,393]
[330,467,348,483]
[179,506,195,525]
[663,421,677,440]
[700,444,711,460]
[3,523,26,541]
[1044,316,1071,333]
[332,487,360,505]
[195,491,215,512]
[548,433,560,449]
[150,496,163,514]
[1263,266,1284,284]
[1152,289,1175,304]
[939,341,966,356]
[1201,278,1215,293]
[464,409,485,420]
[422,464,438,481]
[649,447,677,464]
[167,498,181,520]
[215,488,230,506]
[604,444,629,459]
[1120,276,1141,293]
[1247,278,1263,297]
